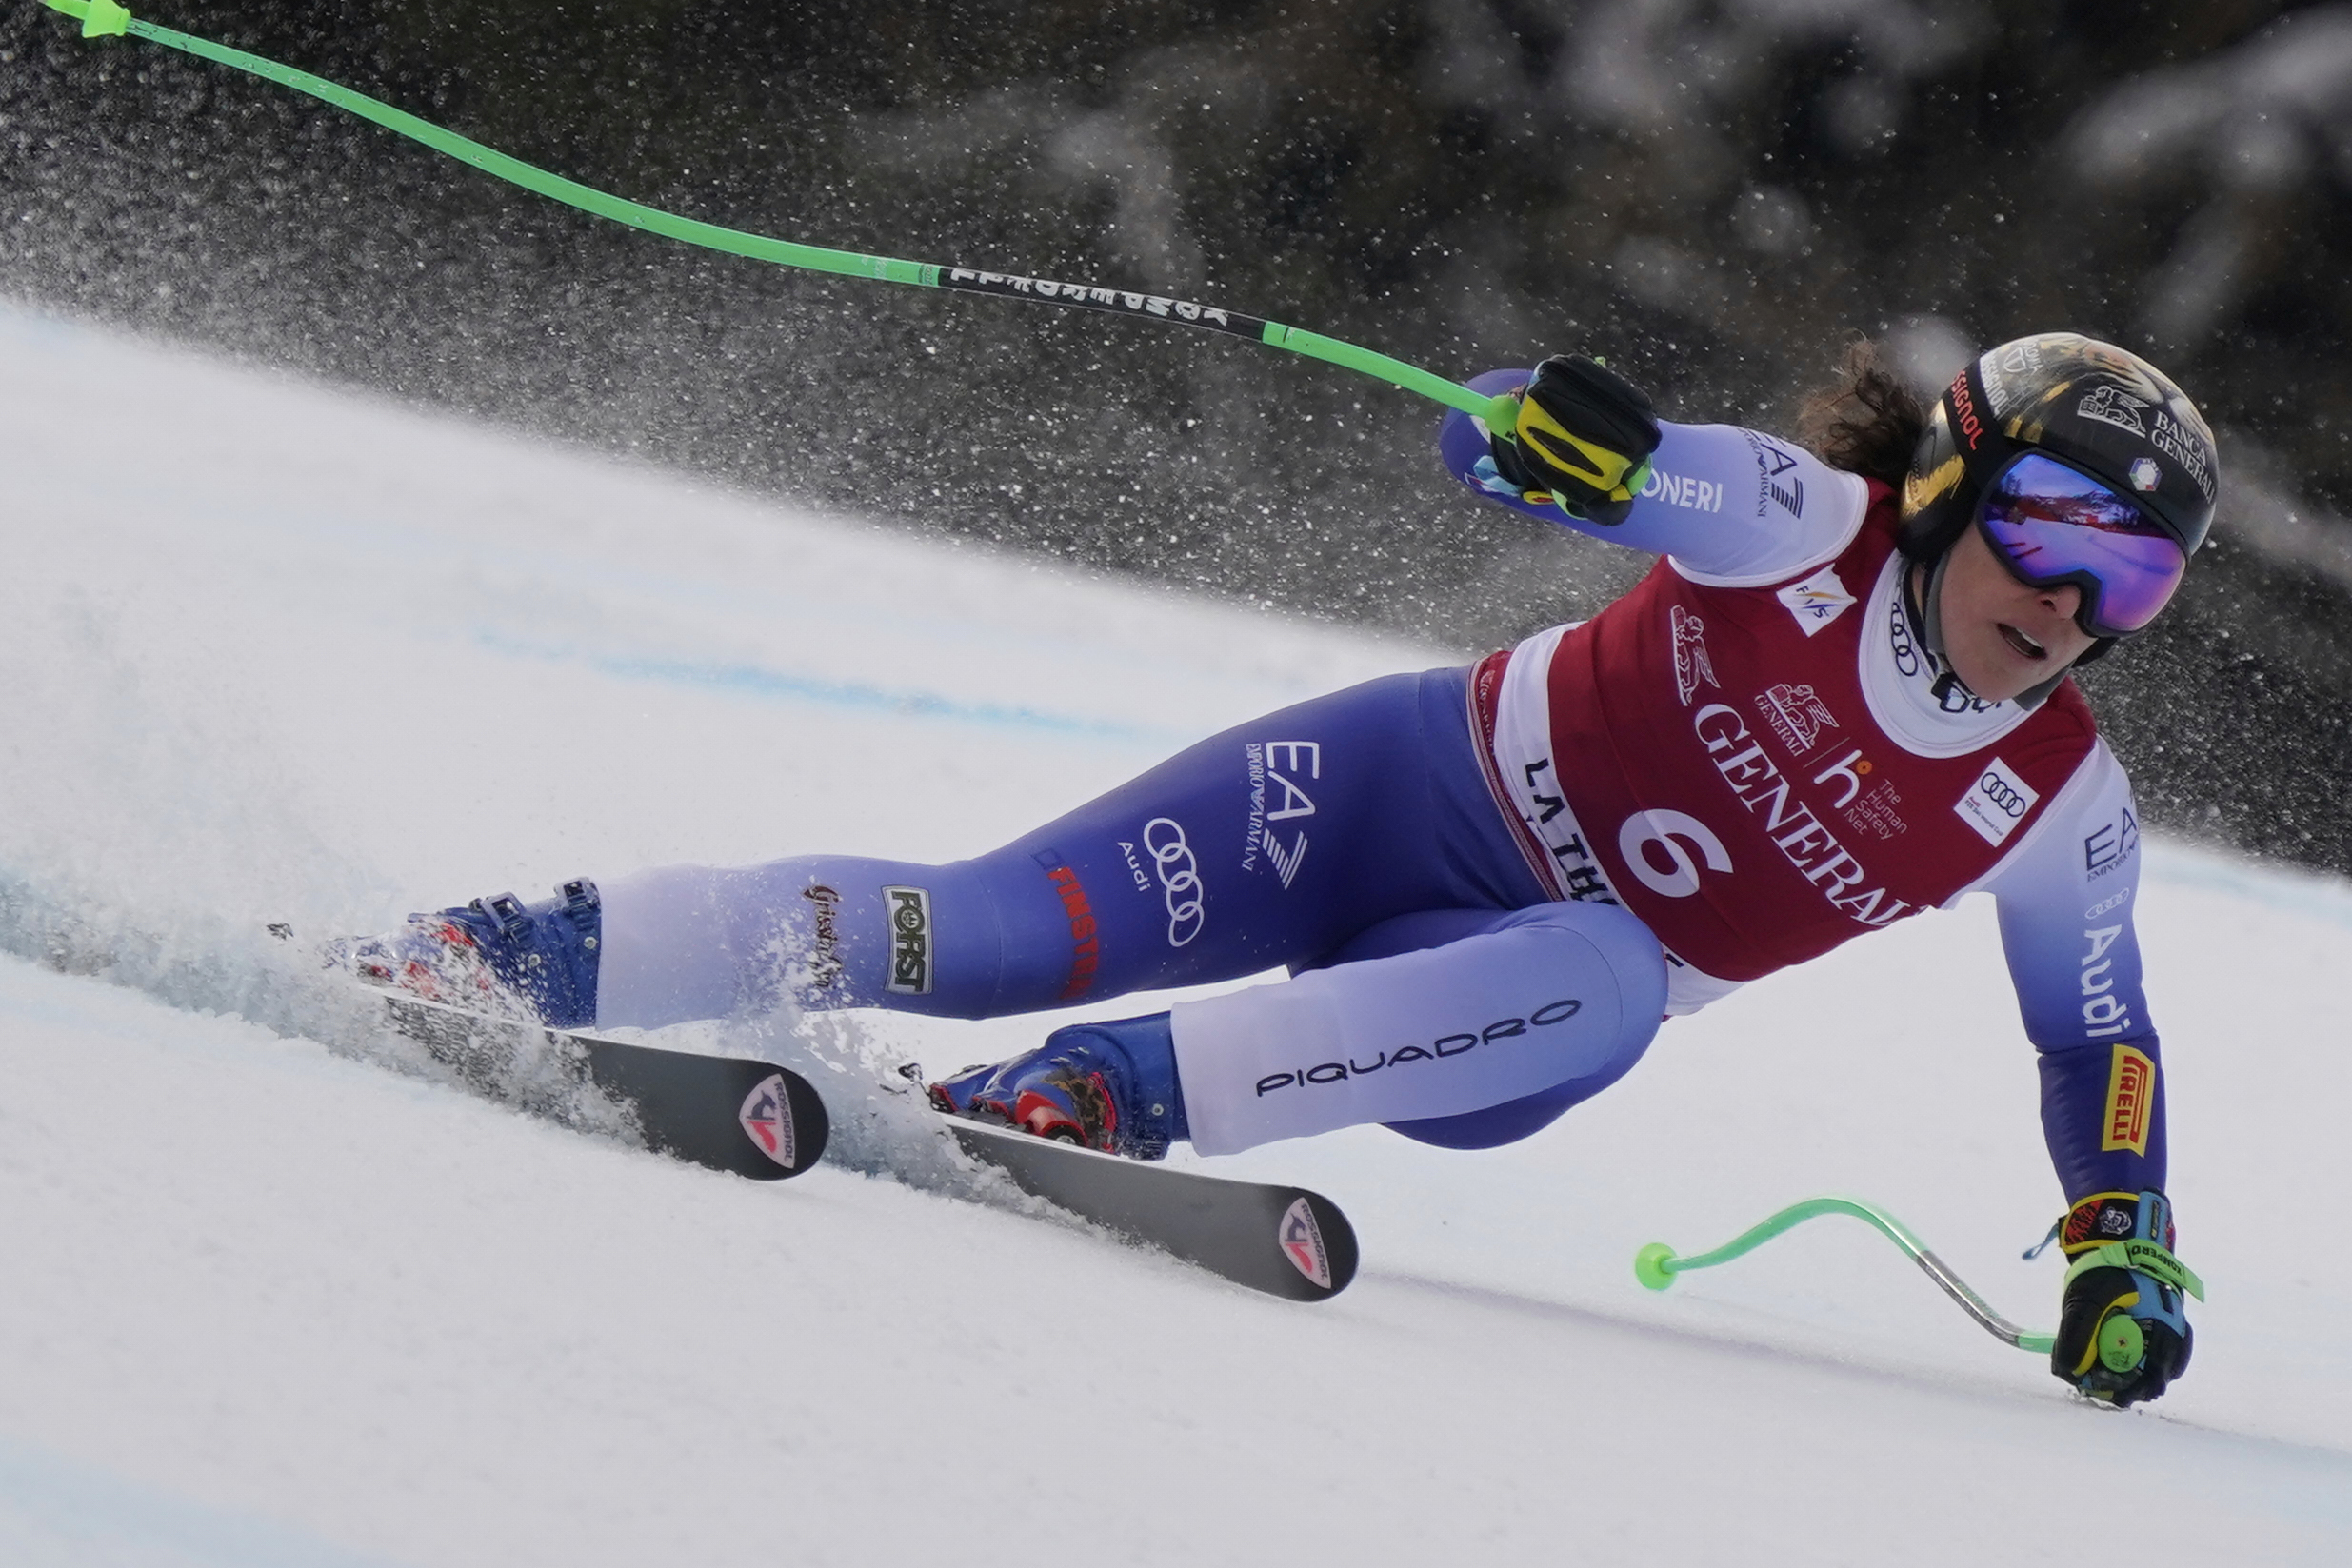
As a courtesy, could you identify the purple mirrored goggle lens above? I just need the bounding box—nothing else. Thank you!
[1976,452,2187,637]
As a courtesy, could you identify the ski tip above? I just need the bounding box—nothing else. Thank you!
[1273,1190,1359,1300]
[714,1060,830,1180]
[776,1068,832,1175]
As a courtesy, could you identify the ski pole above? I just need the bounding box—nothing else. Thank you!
[1634,1196,2057,1354]
[35,0,1520,428]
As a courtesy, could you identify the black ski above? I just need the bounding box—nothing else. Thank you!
[381,992,829,1180]
[939,1115,1359,1301]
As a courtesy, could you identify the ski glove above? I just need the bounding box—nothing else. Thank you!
[2049,1190,2202,1407]
[1485,354,1661,526]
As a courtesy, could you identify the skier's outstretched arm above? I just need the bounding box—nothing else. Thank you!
[1980,743,2193,1405]
[1980,744,2162,1201]
[1438,365,1871,582]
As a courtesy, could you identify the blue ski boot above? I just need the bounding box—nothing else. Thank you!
[927,1013,1188,1160]
[336,879,603,1029]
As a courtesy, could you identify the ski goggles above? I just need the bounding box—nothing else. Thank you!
[1976,451,2187,639]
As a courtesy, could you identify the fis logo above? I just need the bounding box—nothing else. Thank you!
[1775,566,1854,636]
[737,1073,800,1170]
[2102,1043,2156,1156]
[883,885,934,995]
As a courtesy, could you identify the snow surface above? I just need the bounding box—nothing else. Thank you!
[3,300,2350,1566]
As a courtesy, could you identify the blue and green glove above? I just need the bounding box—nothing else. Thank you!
[2050,1190,2201,1407]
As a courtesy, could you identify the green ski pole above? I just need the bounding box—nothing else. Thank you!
[35,0,1521,429]
[1634,1196,2059,1354]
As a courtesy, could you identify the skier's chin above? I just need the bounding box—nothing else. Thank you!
[1943,630,2068,704]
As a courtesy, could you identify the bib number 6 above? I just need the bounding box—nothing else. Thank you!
[1618,809,1732,899]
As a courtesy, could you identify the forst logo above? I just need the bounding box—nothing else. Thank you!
[883,885,934,995]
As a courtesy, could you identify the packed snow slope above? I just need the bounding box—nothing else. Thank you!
[4,300,2350,1568]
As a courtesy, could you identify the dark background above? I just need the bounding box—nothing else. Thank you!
[8,0,2352,869]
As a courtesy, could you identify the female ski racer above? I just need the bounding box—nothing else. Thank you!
[350,332,2217,1407]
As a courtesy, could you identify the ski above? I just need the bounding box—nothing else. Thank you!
[380,992,830,1181]
[928,1102,1359,1302]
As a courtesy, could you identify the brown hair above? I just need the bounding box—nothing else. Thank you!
[1796,338,1931,486]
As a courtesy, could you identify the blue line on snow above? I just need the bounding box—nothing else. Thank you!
[2143,842,2352,933]
[0,1437,407,1568]
[471,629,1166,742]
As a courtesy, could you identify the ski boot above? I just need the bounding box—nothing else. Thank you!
[927,1013,1188,1160]
[333,879,603,1029]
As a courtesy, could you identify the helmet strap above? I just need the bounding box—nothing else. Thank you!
[2010,670,2068,711]
[1904,551,1954,671]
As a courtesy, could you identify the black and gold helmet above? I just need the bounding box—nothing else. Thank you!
[1900,333,2220,572]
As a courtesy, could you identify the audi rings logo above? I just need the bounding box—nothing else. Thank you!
[1952,757,2040,847]
[1143,817,1205,947]
[1978,774,2028,817]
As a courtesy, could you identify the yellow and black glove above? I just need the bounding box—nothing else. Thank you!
[1486,354,1661,526]
[2049,1190,2200,1407]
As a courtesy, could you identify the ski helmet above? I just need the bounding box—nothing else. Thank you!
[1902,333,2218,569]
[1898,333,2220,679]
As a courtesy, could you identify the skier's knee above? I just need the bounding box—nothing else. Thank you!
[1381,903,1664,1150]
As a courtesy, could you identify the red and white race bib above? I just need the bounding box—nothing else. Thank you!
[1472,490,2098,997]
